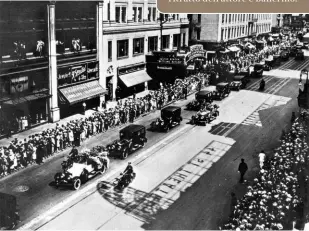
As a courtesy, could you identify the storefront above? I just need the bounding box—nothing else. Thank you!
[57,60,106,118]
[117,62,152,99]
[0,69,50,134]
[146,51,188,88]
[185,45,207,73]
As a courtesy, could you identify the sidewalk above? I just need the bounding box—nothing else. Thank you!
[0,90,151,147]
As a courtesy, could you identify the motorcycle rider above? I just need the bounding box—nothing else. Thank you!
[123,162,135,183]
[69,147,79,162]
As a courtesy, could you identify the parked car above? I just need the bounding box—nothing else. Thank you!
[107,124,147,159]
[230,75,249,91]
[54,152,109,190]
[212,82,231,100]
[295,50,305,60]
[150,106,182,132]
[251,64,264,78]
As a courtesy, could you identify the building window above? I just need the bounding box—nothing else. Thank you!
[133,6,143,22]
[173,34,181,48]
[116,6,127,23]
[197,30,201,40]
[108,41,112,61]
[222,14,225,23]
[162,35,170,49]
[133,38,144,55]
[117,39,128,59]
[148,7,151,21]
[148,36,158,52]
[152,8,156,21]
[229,14,231,23]
[108,3,110,21]
[183,33,186,46]
[198,14,201,23]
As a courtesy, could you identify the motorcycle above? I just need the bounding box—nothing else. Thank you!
[113,172,136,190]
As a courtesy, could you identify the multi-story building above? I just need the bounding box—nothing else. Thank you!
[0,1,189,132]
[272,14,283,28]
[101,0,189,100]
[189,14,272,48]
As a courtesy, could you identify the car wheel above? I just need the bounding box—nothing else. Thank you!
[122,148,129,160]
[73,178,82,190]
[99,166,106,175]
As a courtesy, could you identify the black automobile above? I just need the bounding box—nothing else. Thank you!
[280,50,289,61]
[187,90,214,111]
[251,64,264,78]
[290,47,298,57]
[273,55,281,66]
[107,124,147,159]
[212,82,231,100]
[150,106,182,132]
[295,50,305,60]
[230,75,250,91]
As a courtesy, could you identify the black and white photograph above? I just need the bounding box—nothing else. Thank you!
[0,2,309,230]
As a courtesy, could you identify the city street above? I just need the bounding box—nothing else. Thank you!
[8,55,304,230]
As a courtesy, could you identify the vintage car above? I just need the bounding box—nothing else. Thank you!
[212,82,231,100]
[190,104,220,126]
[187,90,213,111]
[106,124,147,159]
[230,75,249,91]
[150,106,182,132]
[280,50,290,61]
[54,152,108,190]
[273,55,281,66]
[295,50,305,60]
[251,64,264,78]
[302,42,309,50]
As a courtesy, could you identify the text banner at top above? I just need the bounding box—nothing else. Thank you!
[157,0,309,13]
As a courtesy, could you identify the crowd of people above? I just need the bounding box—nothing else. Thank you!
[222,118,309,230]
[0,73,205,177]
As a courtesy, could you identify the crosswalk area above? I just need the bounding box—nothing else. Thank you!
[241,95,291,127]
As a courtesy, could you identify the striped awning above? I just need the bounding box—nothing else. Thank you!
[119,71,152,88]
[58,80,107,105]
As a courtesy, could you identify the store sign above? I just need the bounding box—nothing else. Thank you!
[10,76,29,93]
[157,65,173,70]
[158,57,183,64]
[186,45,206,63]
[57,61,99,86]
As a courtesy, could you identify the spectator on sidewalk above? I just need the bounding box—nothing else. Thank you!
[258,150,266,169]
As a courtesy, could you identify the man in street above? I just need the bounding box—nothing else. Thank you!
[183,85,187,100]
[238,158,248,183]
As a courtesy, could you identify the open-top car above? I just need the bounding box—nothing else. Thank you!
[106,124,147,159]
[295,50,305,60]
[190,104,220,126]
[150,106,182,132]
[212,82,231,100]
[187,90,213,111]
[54,150,109,190]
[230,75,250,91]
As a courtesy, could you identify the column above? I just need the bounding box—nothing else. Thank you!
[170,34,173,49]
[110,0,115,23]
[103,0,108,24]
[47,1,60,123]
[127,0,133,23]
[129,38,133,58]
[112,38,117,101]
[97,1,105,106]
[143,0,148,22]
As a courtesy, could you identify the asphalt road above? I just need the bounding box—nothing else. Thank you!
[1,55,307,230]
[16,75,299,230]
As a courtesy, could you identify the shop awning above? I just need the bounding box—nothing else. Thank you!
[245,43,256,49]
[58,80,107,105]
[3,91,51,105]
[119,71,152,88]
[228,46,240,52]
